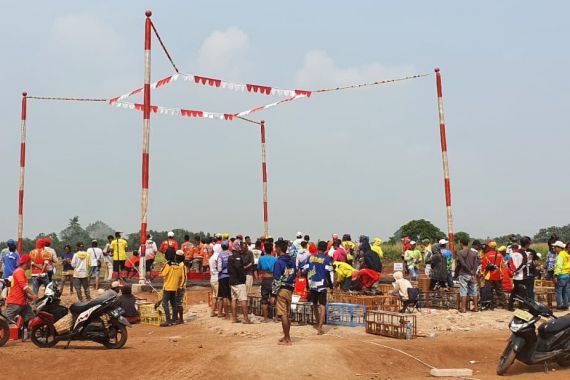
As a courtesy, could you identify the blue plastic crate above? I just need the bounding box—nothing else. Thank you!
[326,303,366,327]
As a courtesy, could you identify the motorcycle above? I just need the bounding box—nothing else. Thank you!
[0,279,10,347]
[29,288,131,349]
[497,290,570,375]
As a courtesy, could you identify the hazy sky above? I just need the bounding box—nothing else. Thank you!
[1,1,569,242]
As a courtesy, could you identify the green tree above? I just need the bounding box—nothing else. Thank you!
[60,216,91,248]
[533,226,570,243]
[86,220,115,242]
[392,219,446,242]
[454,231,471,245]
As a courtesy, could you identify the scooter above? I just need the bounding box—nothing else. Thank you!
[29,289,131,349]
[497,289,570,375]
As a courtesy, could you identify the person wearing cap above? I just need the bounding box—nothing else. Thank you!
[481,241,505,309]
[110,232,128,279]
[1,239,20,280]
[29,238,52,295]
[215,240,232,319]
[404,241,421,281]
[553,241,570,310]
[160,231,179,255]
[5,255,37,326]
[507,237,529,311]
[87,240,103,290]
[159,249,185,326]
[174,249,187,324]
[72,242,92,302]
[110,280,123,293]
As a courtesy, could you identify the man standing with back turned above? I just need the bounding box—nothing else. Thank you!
[271,239,296,346]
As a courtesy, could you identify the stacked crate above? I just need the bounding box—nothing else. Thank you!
[365,310,417,339]
[418,291,459,309]
[139,302,166,326]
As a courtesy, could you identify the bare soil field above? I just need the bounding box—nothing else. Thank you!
[2,288,568,380]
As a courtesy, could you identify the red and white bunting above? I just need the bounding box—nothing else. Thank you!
[109,73,311,105]
[111,94,308,122]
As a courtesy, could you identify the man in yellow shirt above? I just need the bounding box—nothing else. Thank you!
[160,249,186,326]
[333,261,357,290]
[553,241,570,310]
[110,232,128,279]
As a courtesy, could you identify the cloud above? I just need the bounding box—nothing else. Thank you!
[294,50,416,88]
[196,27,250,79]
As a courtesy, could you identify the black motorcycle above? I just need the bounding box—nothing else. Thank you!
[29,288,130,349]
[497,291,570,375]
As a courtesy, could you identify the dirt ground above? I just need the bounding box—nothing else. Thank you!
[2,287,569,380]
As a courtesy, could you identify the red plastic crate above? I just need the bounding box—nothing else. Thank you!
[9,325,19,341]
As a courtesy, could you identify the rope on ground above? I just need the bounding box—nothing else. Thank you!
[27,96,108,102]
[365,340,436,369]
[151,21,180,74]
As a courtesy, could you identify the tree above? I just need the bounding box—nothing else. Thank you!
[454,231,471,245]
[86,220,115,242]
[391,219,446,242]
[533,225,570,243]
[60,216,91,247]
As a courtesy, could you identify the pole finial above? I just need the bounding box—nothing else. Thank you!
[434,67,440,73]
[145,10,152,17]
[22,92,27,97]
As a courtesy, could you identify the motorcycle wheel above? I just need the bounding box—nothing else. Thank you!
[557,354,570,367]
[496,339,516,376]
[0,318,9,347]
[103,322,128,349]
[30,324,57,348]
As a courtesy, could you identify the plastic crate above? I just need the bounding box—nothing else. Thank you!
[330,293,401,311]
[140,310,166,326]
[365,310,416,339]
[326,303,366,327]
[378,284,394,295]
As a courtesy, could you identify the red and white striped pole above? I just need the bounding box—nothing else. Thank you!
[139,10,152,282]
[17,92,27,254]
[260,120,269,237]
[435,67,455,253]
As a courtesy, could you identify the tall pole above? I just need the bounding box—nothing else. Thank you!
[139,10,152,283]
[435,67,455,253]
[18,92,27,254]
[260,120,269,237]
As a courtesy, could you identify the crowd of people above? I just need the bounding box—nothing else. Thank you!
[400,234,570,313]
[2,229,569,344]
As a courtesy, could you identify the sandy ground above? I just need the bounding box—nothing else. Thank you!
[2,287,569,380]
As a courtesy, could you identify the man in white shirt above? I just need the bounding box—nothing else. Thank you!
[139,236,158,279]
[209,248,220,317]
[102,235,114,282]
[87,240,104,290]
[507,237,528,311]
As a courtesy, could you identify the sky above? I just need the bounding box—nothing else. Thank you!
[1,1,569,242]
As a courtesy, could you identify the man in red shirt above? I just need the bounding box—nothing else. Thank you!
[6,255,37,325]
[352,268,380,293]
[160,231,179,254]
[481,241,505,309]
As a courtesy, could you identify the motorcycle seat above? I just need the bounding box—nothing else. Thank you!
[539,314,570,337]
[70,295,113,314]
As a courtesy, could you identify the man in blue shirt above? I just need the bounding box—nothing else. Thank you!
[271,239,296,345]
[258,251,277,322]
[303,240,334,335]
[1,239,20,279]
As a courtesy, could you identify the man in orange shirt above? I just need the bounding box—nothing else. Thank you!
[6,255,37,326]
[180,235,194,270]
[481,241,505,309]
[191,236,204,272]
[30,238,53,295]
[160,231,179,254]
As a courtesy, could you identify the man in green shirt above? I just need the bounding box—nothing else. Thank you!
[404,241,421,281]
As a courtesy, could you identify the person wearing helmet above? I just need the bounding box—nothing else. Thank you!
[160,231,179,254]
